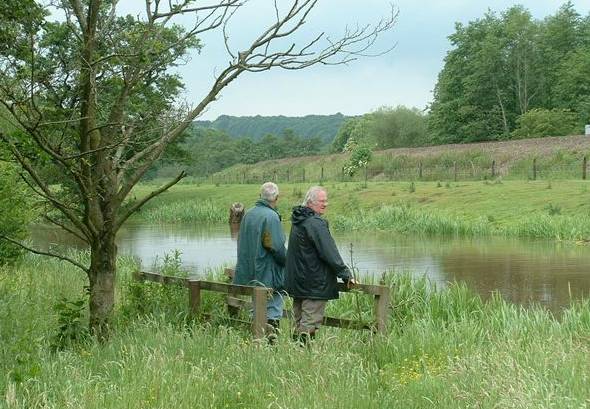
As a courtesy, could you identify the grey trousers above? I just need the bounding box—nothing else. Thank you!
[292,298,327,334]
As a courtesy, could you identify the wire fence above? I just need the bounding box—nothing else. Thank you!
[205,156,590,185]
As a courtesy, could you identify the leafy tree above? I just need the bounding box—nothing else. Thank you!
[428,3,588,143]
[0,1,395,337]
[512,108,581,138]
[370,106,428,149]
[553,46,590,125]
[342,139,372,177]
[331,116,372,152]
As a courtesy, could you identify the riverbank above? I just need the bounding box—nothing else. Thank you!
[1,254,589,408]
[133,180,590,240]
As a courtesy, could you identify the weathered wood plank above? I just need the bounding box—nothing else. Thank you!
[137,271,188,285]
[189,280,201,316]
[252,287,267,338]
[374,286,391,334]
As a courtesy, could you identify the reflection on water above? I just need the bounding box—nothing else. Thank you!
[30,223,590,312]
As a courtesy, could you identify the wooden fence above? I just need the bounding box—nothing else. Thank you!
[134,270,391,339]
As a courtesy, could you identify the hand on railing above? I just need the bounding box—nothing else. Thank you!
[346,277,358,290]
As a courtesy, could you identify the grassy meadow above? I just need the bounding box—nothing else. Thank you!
[133,179,590,241]
[2,253,590,408]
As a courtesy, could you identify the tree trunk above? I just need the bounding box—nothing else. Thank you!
[88,232,117,340]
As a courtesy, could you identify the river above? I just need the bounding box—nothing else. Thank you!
[30,222,590,313]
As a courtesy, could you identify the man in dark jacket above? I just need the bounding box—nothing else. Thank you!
[234,182,286,334]
[285,186,355,342]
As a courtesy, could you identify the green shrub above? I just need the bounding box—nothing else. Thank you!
[512,108,581,138]
[0,163,33,265]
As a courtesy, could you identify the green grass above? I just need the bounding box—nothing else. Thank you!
[132,180,590,240]
[1,254,589,408]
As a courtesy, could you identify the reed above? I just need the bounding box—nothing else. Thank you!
[4,254,588,408]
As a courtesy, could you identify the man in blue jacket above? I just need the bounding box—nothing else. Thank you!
[285,186,355,343]
[234,182,286,338]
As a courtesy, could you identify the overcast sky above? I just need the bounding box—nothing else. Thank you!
[115,1,590,120]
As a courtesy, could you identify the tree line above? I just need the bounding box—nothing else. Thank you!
[429,2,590,143]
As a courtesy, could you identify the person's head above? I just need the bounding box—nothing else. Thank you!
[260,182,279,208]
[302,186,328,215]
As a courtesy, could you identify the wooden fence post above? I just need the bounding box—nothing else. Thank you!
[532,158,537,180]
[583,156,587,180]
[374,286,390,335]
[302,168,305,183]
[320,167,324,184]
[188,280,201,317]
[453,162,457,182]
[491,160,496,178]
[418,162,422,180]
[252,287,267,338]
[286,169,290,182]
[364,166,368,186]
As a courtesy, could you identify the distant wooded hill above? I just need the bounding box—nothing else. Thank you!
[194,113,349,143]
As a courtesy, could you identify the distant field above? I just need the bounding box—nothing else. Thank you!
[210,135,590,183]
[134,179,590,240]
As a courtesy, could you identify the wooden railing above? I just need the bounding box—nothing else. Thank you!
[134,270,391,338]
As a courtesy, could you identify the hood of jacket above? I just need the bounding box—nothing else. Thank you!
[291,205,316,225]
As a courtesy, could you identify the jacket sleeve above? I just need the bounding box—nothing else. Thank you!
[308,218,352,281]
[263,214,287,266]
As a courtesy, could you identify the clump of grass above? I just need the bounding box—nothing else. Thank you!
[140,200,226,223]
[332,204,492,236]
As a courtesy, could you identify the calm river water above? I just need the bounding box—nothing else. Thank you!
[31,223,590,312]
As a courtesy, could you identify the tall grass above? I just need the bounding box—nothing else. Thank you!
[2,254,589,408]
[140,199,226,223]
[332,204,493,236]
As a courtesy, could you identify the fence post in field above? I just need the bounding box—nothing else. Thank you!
[583,156,587,180]
[273,170,277,182]
[491,160,496,178]
[252,287,267,338]
[188,280,201,316]
[453,162,457,182]
[364,166,368,187]
[532,158,537,180]
[242,171,246,184]
[320,167,324,184]
[418,162,423,180]
[374,285,390,334]
[286,169,290,182]
[341,166,345,181]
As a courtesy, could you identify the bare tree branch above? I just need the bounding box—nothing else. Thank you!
[0,234,89,273]
[44,214,89,243]
[115,170,187,230]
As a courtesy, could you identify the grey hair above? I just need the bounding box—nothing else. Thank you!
[302,186,326,206]
[260,182,279,202]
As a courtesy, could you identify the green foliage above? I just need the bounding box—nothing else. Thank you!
[512,108,581,138]
[429,3,590,143]
[0,162,33,265]
[50,292,90,352]
[165,127,324,179]
[195,113,346,144]
[370,106,429,149]
[332,106,428,152]
[331,116,371,152]
[343,141,372,177]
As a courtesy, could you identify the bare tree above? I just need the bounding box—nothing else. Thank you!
[0,0,397,338]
